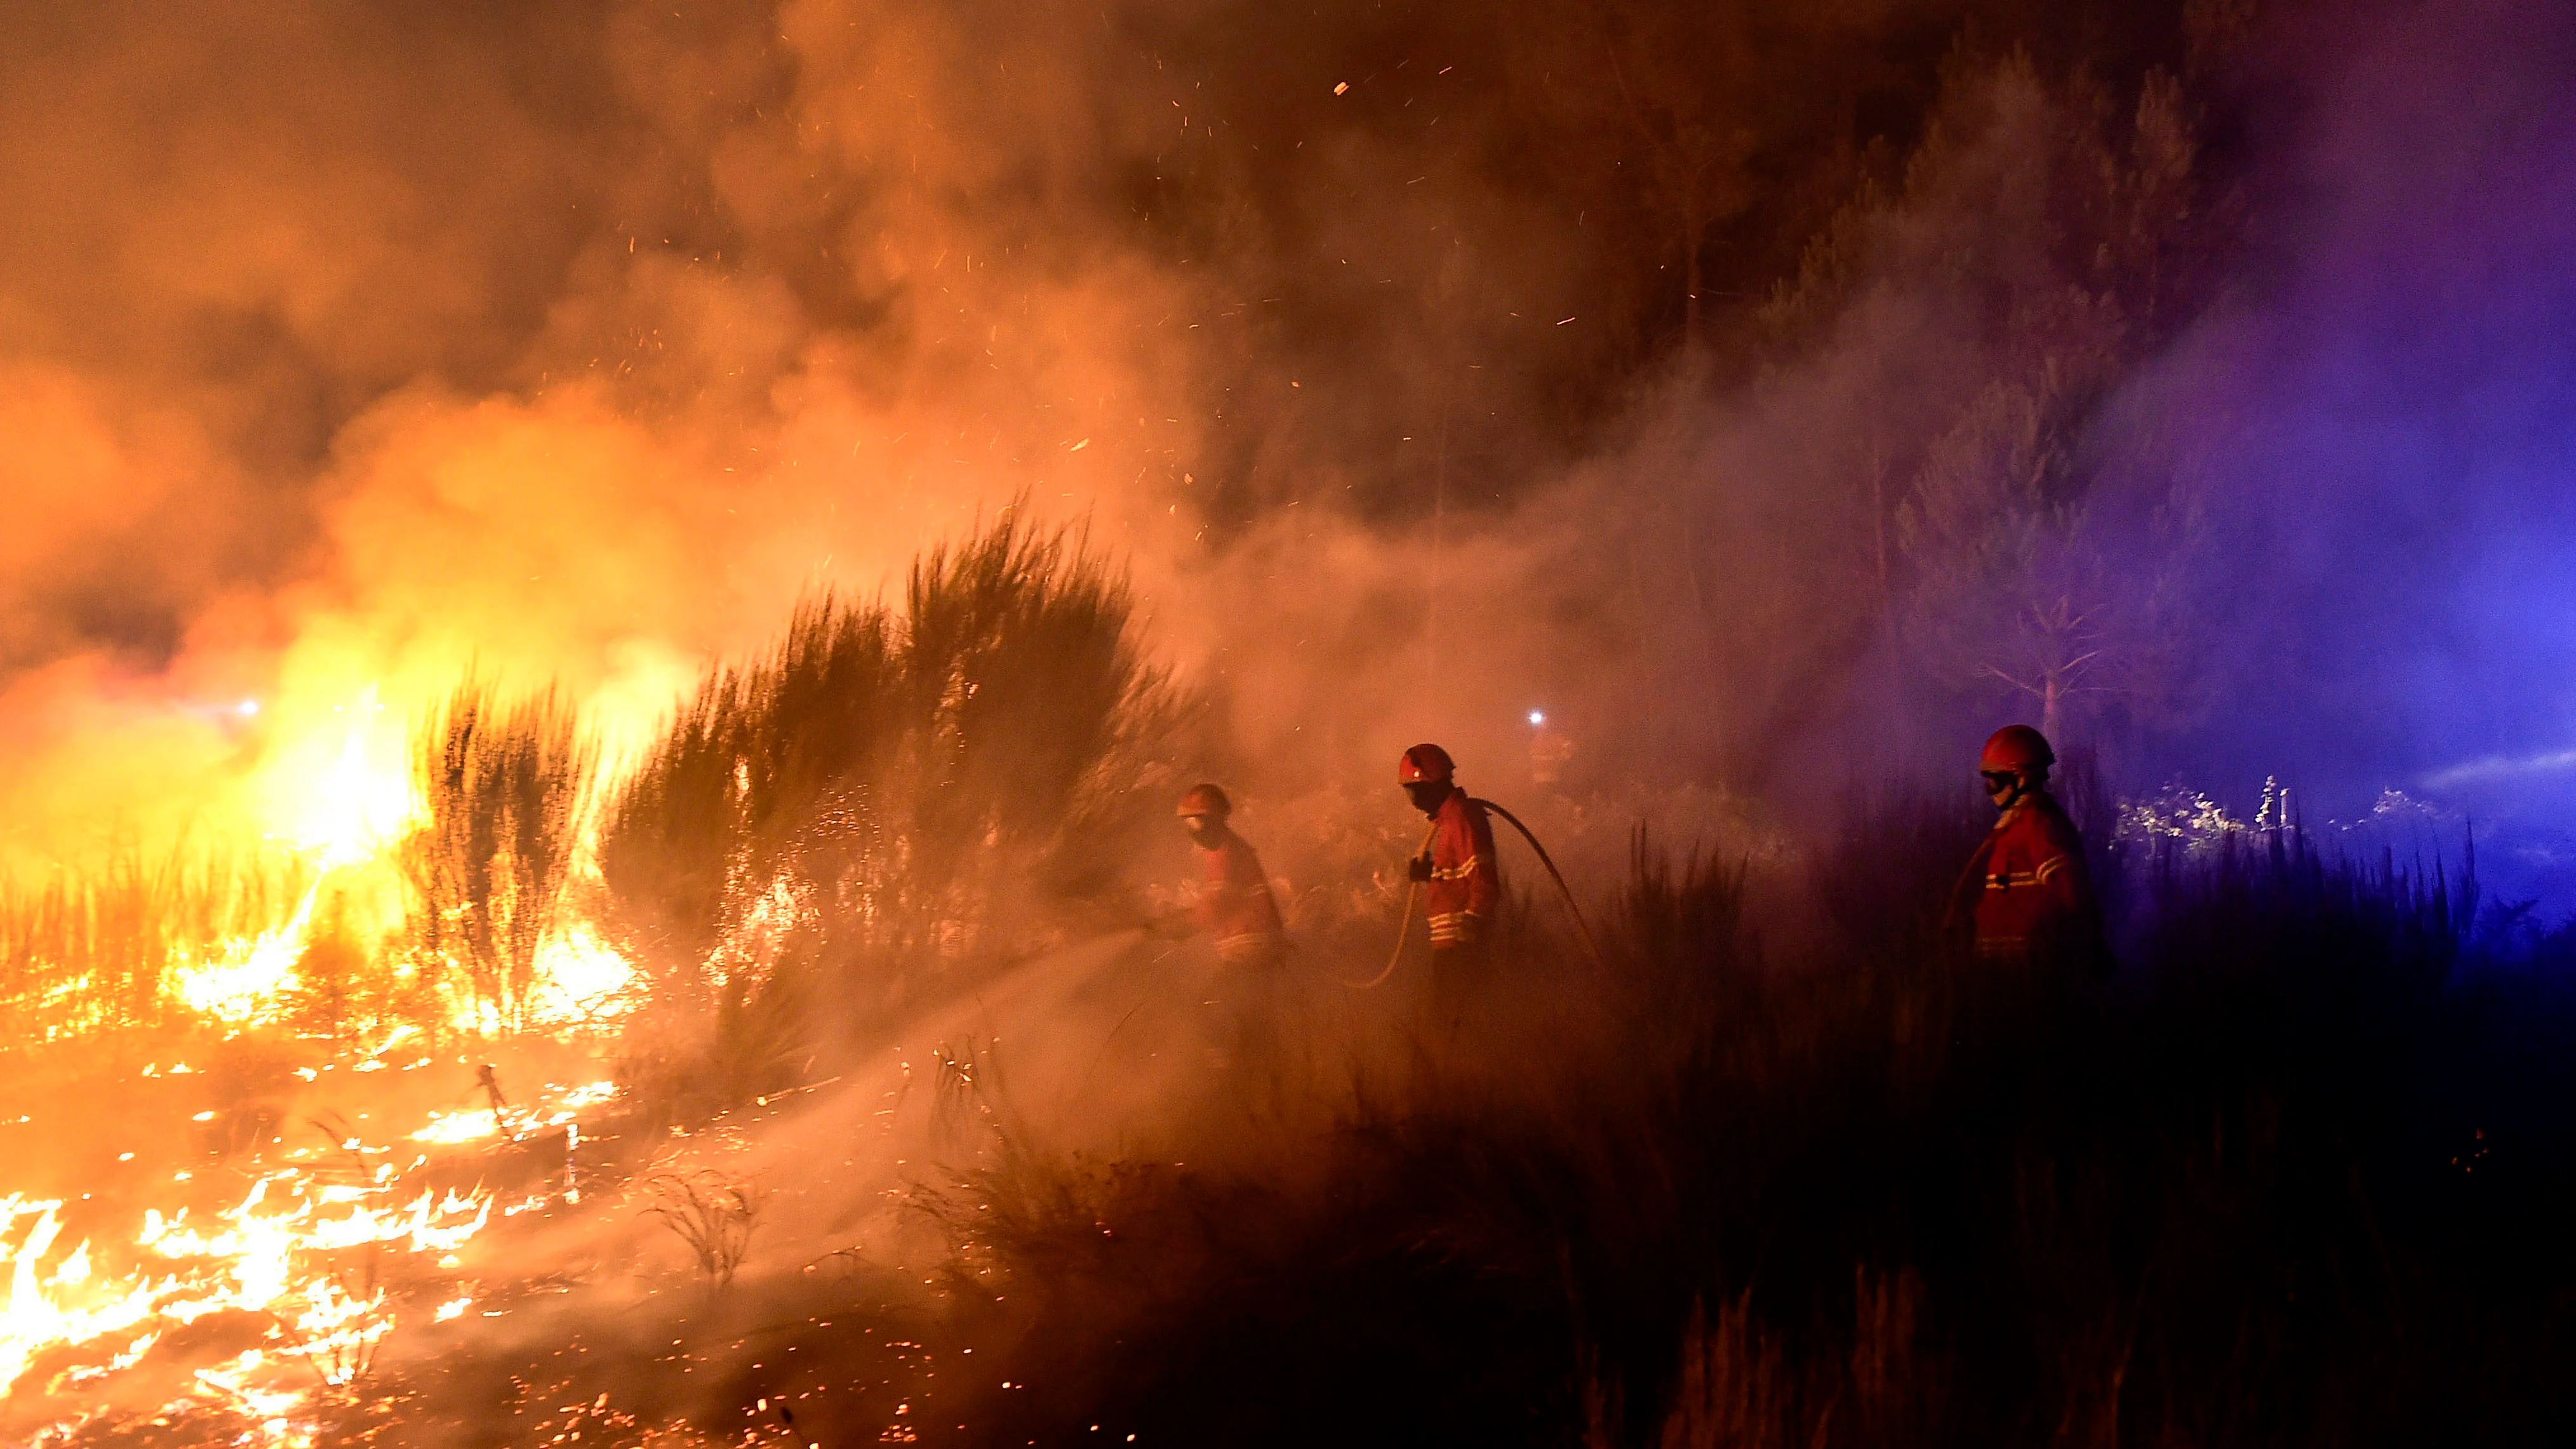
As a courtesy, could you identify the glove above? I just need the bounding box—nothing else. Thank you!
[1406,855,1433,883]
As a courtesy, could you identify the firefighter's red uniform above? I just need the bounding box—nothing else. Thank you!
[1423,790,1500,949]
[1196,831,1285,966]
[1173,784,1291,1081]
[1399,744,1503,1035]
[1963,789,2097,961]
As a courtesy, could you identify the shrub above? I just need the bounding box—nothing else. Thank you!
[399,680,596,1034]
[597,511,1194,1115]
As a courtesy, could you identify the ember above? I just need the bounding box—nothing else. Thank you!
[1,1068,623,1444]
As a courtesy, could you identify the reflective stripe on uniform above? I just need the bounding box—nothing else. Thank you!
[1985,855,2069,890]
[1428,910,1482,945]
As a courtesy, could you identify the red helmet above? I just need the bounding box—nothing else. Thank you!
[1398,743,1455,785]
[1176,783,1232,818]
[1979,725,2055,773]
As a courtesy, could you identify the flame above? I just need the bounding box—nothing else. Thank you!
[529,921,640,1025]
[409,1109,504,1146]
[161,704,641,1034]
[171,881,326,1025]
[413,1077,621,1145]
[4,1078,616,1445]
[8,662,643,1440]
[252,685,422,869]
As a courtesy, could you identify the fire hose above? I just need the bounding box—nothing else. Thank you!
[1342,822,1438,990]
[1344,798,1605,989]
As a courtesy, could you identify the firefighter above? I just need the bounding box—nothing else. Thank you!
[1173,783,1285,968]
[1168,783,1292,1078]
[1952,725,2105,970]
[1399,744,1500,1028]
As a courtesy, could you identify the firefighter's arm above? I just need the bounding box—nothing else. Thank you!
[2029,815,2095,916]
[2032,851,2086,912]
[2031,817,2110,972]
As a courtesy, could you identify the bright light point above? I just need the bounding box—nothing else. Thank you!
[1528,711,1547,726]
[236,699,260,717]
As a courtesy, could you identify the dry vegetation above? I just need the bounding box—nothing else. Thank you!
[333,792,2576,1448]
[0,849,315,1043]
[598,511,1194,1123]
[881,820,2576,1448]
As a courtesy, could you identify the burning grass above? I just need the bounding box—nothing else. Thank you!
[15,805,2575,1446]
[0,514,1208,1445]
[0,850,319,1045]
[0,1043,617,1448]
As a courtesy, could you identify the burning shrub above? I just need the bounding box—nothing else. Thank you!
[399,680,597,1034]
[897,513,1187,908]
[598,512,1192,1113]
[597,597,903,1017]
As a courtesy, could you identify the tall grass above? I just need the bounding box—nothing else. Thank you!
[0,847,314,1045]
[913,813,2576,1447]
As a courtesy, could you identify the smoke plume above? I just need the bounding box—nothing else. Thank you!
[1,0,2571,896]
